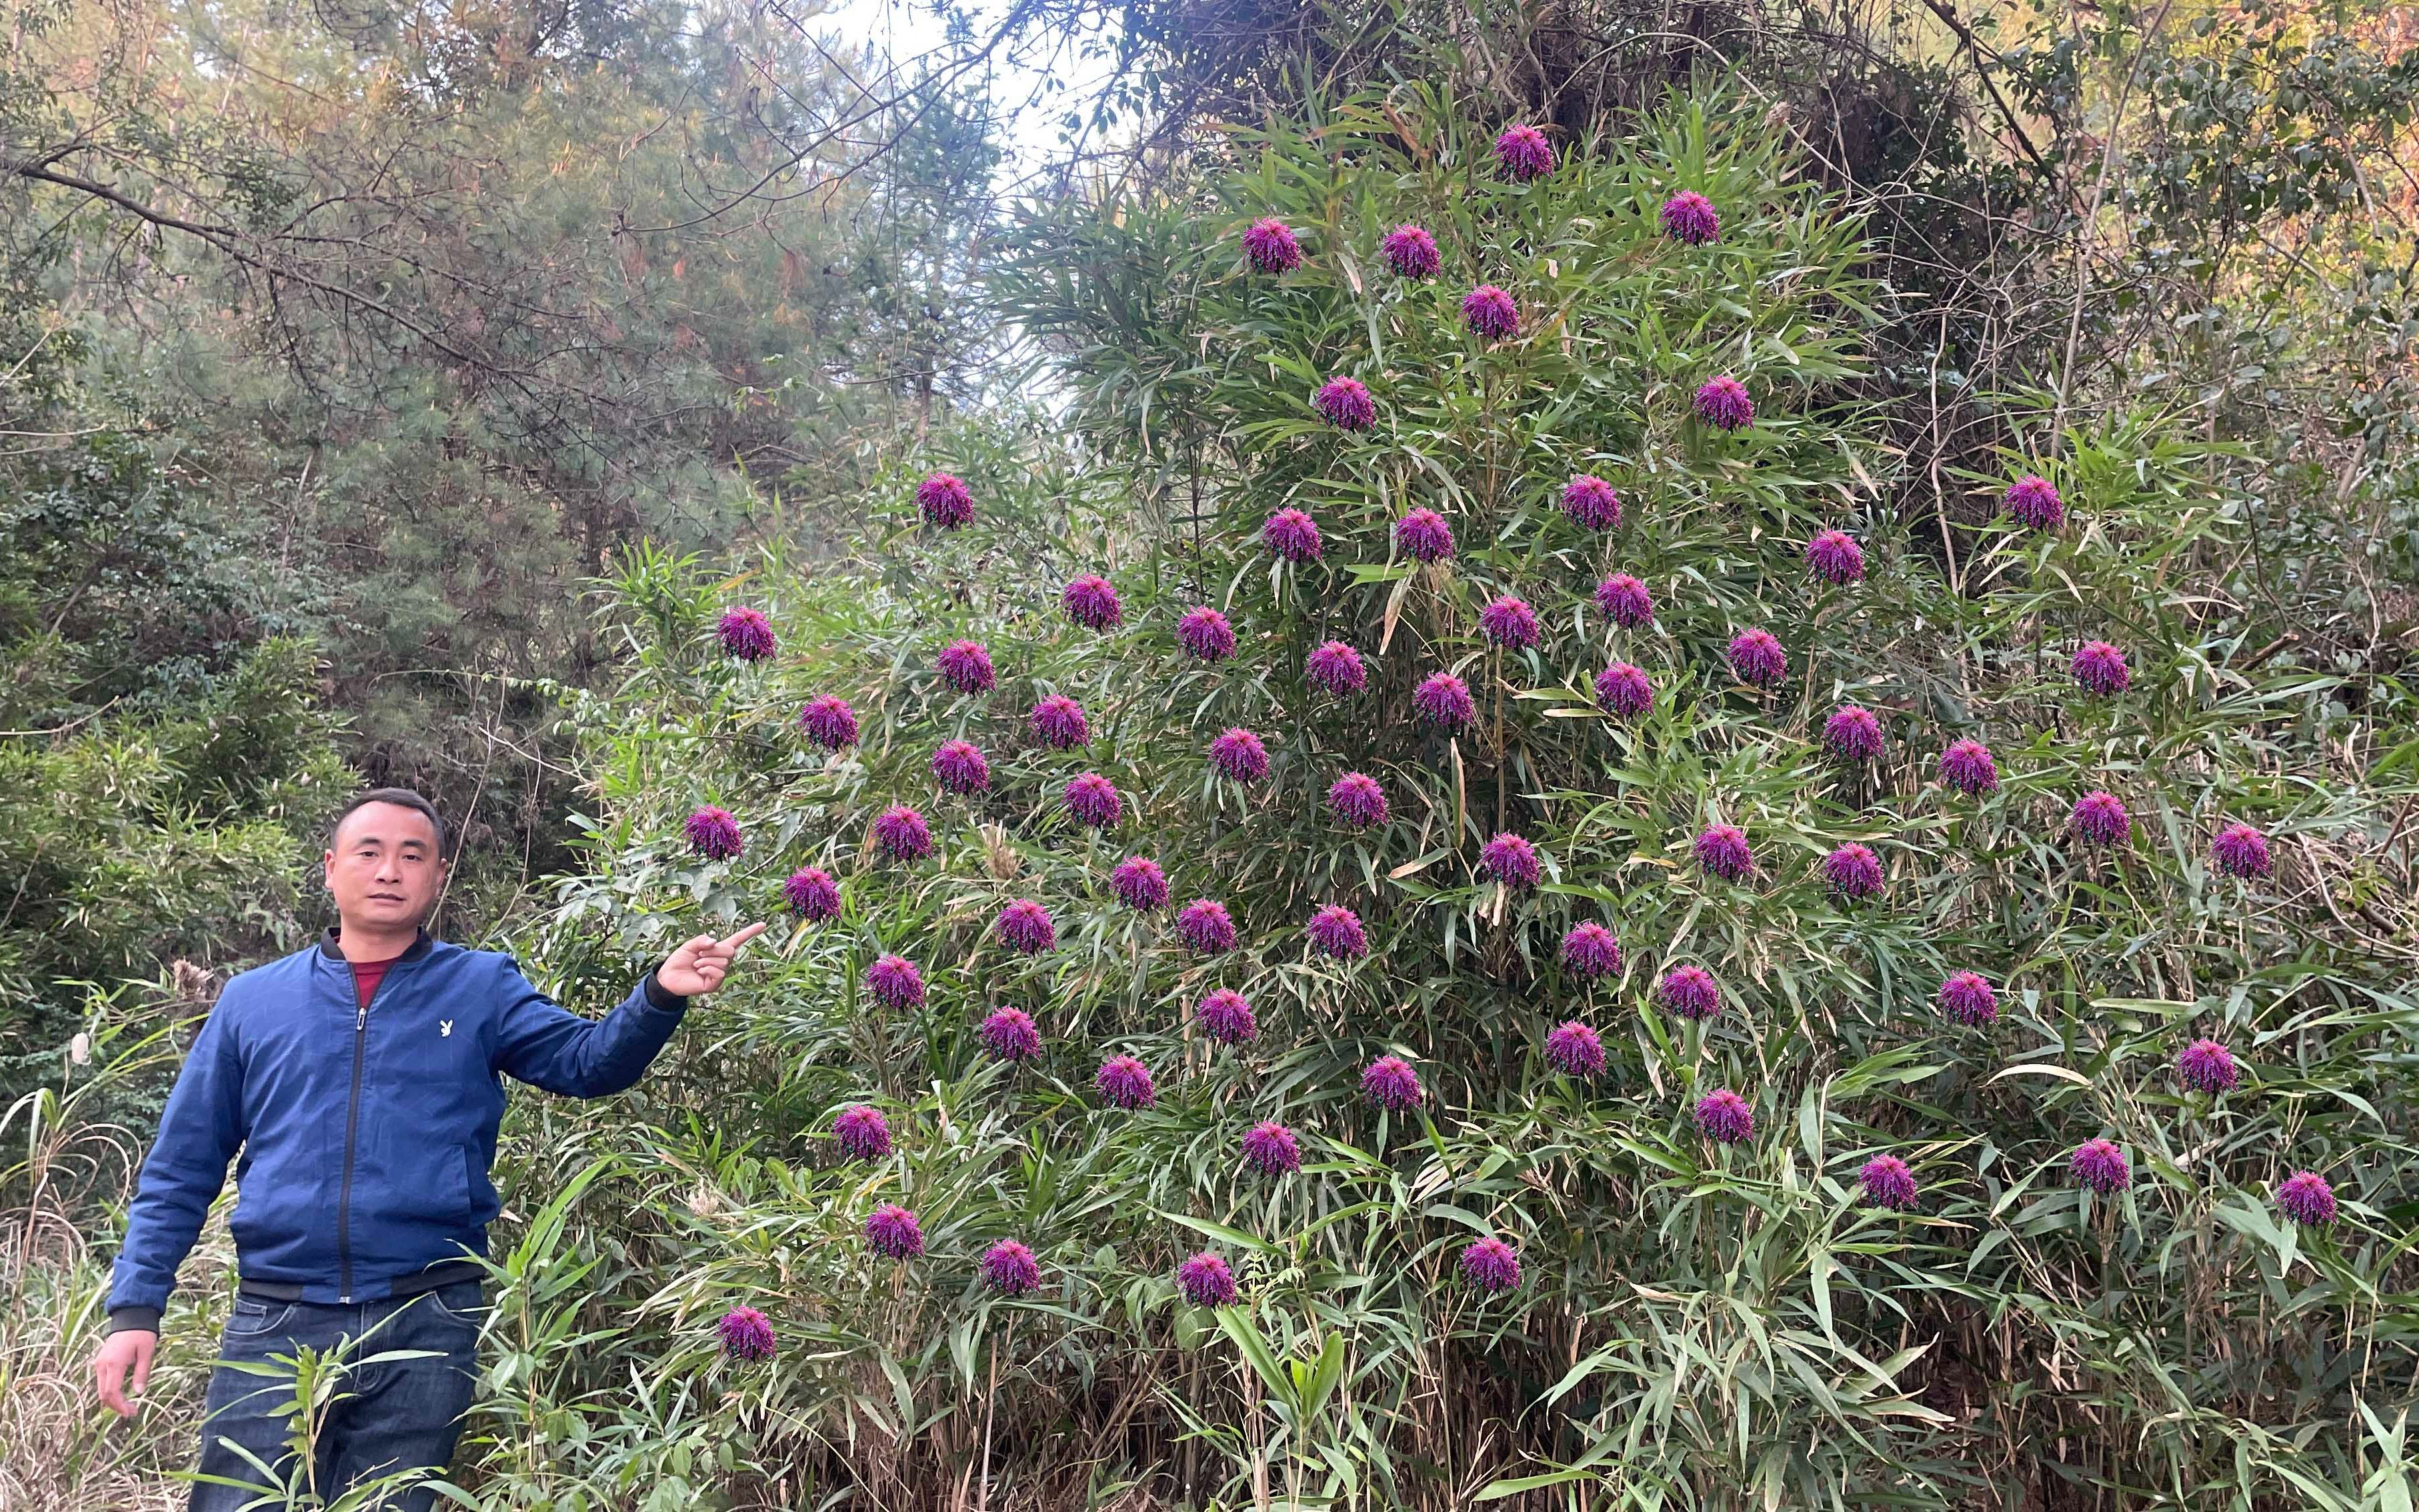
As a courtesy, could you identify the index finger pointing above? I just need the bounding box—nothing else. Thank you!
[716,921,769,953]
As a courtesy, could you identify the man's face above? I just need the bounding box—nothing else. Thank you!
[322,803,445,933]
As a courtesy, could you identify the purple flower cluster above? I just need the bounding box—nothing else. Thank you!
[866,1203,924,1259]
[1242,1120,1301,1175]
[1940,739,2000,797]
[981,1007,1042,1061]
[1860,1155,1919,1210]
[1481,595,1540,649]
[983,1239,1041,1296]
[1695,1089,1754,1145]
[834,1103,891,1161]
[1696,375,1753,431]
[1560,921,1622,979]
[1111,855,1169,911]
[874,804,933,862]
[1328,771,1390,829]
[1596,573,1653,627]
[1494,125,1554,181]
[2069,1139,2130,1193]
[1307,640,1367,695]
[719,1306,775,1361]
[1659,965,1720,1021]
[1562,473,1621,530]
[1462,284,1518,340]
[932,740,990,795]
[1263,508,1323,562]
[1460,1237,1522,1293]
[1314,376,1376,430]
[1480,831,1540,888]
[687,806,743,860]
[1660,190,1720,244]
[1063,772,1121,829]
[1308,905,1368,959]
[2212,821,2272,879]
[1361,1055,1422,1109]
[1176,898,1237,954]
[2005,473,2064,531]
[865,954,925,1009]
[1243,217,1301,274]
[1806,529,1866,585]
[995,899,1056,955]
[1545,1020,1604,1078]
[1824,705,1884,762]
[1415,672,1478,729]
[1178,606,1237,662]
[2071,790,2131,847]
[1178,1251,1238,1306]
[1728,629,1786,688]
[1031,695,1089,749]
[1695,823,1754,881]
[1197,989,1257,1045]
[718,607,776,661]
[785,866,840,921]
[2277,1171,2336,1226]
[937,639,995,695]
[1095,1055,1156,1109]
[917,472,973,529]
[2176,1038,2238,1094]
[1824,843,1884,900]
[1209,727,1270,782]
[1383,223,1441,279]
[1938,971,1998,1027]
[2072,641,2130,697]
[801,695,860,751]
[1394,508,1456,562]
[1063,575,1123,631]
[1596,661,1653,717]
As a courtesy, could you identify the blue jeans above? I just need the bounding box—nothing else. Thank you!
[189,1281,483,1511]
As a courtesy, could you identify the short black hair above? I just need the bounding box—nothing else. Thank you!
[327,787,447,854]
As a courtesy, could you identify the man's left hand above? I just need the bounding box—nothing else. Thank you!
[658,923,766,998]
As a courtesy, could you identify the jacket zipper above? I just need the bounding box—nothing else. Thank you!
[333,960,390,1304]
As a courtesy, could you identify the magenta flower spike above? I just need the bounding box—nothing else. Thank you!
[1382,223,1441,278]
[1328,771,1390,829]
[1208,727,1270,782]
[1062,575,1123,631]
[1824,706,1884,762]
[1111,855,1169,911]
[1243,217,1302,274]
[833,1104,891,1161]
[1695,376,1753,431]
[2072,641,2130,697]
[1177,1251,1238,1306]
[1659,190,1720,244]
[1561,473,1621,530]
[1560,922,1623,980]
[873,804,933,863]
[917,471,973,529]
[1414,672,1477,729]
[801,695,860,751]
[1545,1020,1605,1078]
[1727,629,1786,688]
[685,806,743,861]
[1063,772,1121,829]
[784,867,840,921]
[1460,1236,1522,1293]
[1481,595,1540,649]
[1308,904,1368,959]
[1480,832,1541,889]
[932,740,991,796]
[1659,965,1720,1021]
[865,1203,924,1259]
[1360,1054,1422,1110]
[2005,473,2064,531]
[1695,1089,1754,1145]
[1094,1055,1156,1109]
[1175,898,1237,955]
[1197,989,1257,1045]
[1596,661,1653,718]
[1313,376,1376,430]
[2069,1139,2130,1194]
[1940,739,1999,797]
[1823,843,1884,901]
[1806,529,1866,585]
[718,1306,775,1361]
[1262,507,1324,562]
[1241,1120,1301,1175]
[1494,124,1554,181]
[1596,573,1654,627]
[2176,1038,2239,1094]
[994,899,1056,955]
[1462,284,1518,340]
[718,607,776,661]
[1938,971,1998,1027]
[1306,640,1367,695]
[2212,821,2272,879]
[1859,1155,1919,1211]
[865,954,925,1010]
[981,1239,1041,1296]
[1694,823,1754,881]
[1394,507,1456,563]
[2071,790,2131,847]
[1178,606,1238,662]
[2277,1171,2337,1226]
[980,1007,1041,1062]
[937,638,995,695]
[1029,694,1089,749]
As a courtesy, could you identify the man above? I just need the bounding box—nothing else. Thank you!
[90,788,763,1509]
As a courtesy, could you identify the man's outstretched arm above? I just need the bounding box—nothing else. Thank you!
[494,924,763,1097]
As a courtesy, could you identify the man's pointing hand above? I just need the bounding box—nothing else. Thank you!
[657,922,766,998]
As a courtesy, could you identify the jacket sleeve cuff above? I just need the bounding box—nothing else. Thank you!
[641,969,689,1014]
[108,1305,163,1335]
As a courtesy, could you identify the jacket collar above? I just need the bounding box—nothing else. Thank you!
[318,926,437,965]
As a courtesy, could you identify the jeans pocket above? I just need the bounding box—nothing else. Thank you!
[225,1297,294,1337]
[426,1282,489,1330]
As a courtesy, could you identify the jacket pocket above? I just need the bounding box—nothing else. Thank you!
[461,1143,499,1224]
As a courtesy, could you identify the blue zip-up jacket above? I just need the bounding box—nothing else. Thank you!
[105,929,687,1333]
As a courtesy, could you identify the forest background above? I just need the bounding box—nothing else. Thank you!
[3,0,2418,1506]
